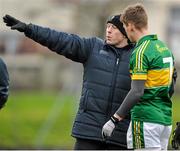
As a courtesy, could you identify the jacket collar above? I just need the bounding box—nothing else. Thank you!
[104,41,134,51]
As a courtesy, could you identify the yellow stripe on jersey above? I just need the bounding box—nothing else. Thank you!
[145,68,172,88]
[132,68,173,88]
[140,41,150,70]
[137,121,141,149]
[135,40,150,70]
[133,121,142,149]
[131,74,147,80]
[135,41,147,69]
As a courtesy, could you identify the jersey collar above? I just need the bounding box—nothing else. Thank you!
[136,35,158,47]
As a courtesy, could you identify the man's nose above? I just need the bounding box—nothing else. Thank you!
[107,27,112,33]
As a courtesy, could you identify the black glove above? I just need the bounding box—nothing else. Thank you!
[3,14,27,32]
[172,122,180,149]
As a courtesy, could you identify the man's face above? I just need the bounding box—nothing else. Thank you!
[105,23,125,46]
[123,23,136,43]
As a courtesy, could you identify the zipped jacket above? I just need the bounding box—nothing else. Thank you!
[25,24,134,146]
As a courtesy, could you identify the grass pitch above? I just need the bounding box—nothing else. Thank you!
[0,91,179,149]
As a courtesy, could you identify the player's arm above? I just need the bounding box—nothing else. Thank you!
[102,80,145,139]
[114,80,145,120]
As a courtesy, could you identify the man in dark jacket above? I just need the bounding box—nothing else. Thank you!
[3,14,134,150]
[0,57,9,110]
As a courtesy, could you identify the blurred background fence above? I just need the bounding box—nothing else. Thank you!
[0,0,180,149]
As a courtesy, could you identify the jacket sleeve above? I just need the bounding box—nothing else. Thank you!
[24,24,96,63]
[0,58,9,109]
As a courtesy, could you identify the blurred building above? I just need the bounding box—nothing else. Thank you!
[0,0,179,92]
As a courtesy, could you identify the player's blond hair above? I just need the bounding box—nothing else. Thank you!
[121,3,148,30]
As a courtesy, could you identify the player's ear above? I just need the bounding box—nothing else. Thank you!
[128,23,134,32]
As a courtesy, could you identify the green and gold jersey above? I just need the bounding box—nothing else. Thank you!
[130,35,174,125]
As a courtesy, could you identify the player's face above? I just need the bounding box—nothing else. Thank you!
[123,23,136,43]
[106,23,125,46]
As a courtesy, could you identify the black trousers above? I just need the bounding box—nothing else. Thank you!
[74,138,128,150]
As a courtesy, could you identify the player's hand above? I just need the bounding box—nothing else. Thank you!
[3,14,27,32]
[102,119,115,139]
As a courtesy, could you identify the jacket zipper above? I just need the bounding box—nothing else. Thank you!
[106,55,120,119]
[116,58,119,65]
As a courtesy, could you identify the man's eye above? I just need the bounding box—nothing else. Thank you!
[112,25,117,29]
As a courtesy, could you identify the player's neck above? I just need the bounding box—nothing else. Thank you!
[135,29,149,42]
